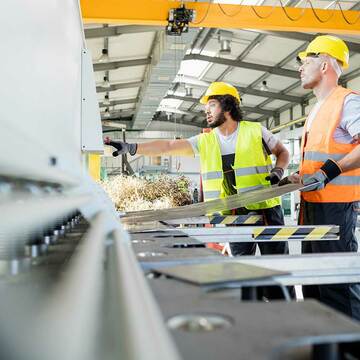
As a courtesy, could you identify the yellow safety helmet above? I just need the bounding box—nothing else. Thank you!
[200,82,241,104]
[297,35,349,69]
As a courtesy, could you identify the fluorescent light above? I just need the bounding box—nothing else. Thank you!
[98,48,109,63]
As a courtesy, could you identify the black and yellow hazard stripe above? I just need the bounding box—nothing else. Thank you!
[252,226,339,240]
[208,215,263,225]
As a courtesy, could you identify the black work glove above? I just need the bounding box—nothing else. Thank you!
[104,137,137,157]
[265,167,284,185]
[301,159,342,192]
[278,171,299,186]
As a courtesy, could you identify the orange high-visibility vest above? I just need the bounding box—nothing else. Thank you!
[299,86,360,203]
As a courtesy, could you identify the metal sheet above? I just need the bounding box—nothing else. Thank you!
[163,215,264,225]
[143,253,360,286]
[121,184,302,224]
[152,262,288,286]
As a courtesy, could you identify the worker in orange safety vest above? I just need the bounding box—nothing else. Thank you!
[280,35,360,320]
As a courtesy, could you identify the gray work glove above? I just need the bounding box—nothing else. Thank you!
[265,167,284,185]
[278,171,300,186]
[301,159,342,192]
[104,137,137,157]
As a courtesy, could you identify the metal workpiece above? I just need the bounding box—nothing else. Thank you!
[122,183,302,224]
[178,225,339,243]
[163,214,264,226]
[147,278,360,360]
[142,252,360,288]
[151,262,288,286]
[134,244,219,263]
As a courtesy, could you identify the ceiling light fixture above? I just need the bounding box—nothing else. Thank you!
[260,80,269,92]
[104,108,111,119]
[185,86,193,97]
[102,76,111,89]
[218,30,232,55]
[98,48,109,63]
[103,94,111,106]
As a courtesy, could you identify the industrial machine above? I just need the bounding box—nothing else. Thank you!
[1,1,360,360]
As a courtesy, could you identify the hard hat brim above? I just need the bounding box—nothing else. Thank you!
[200,95,208,104]
[297,51,306,60]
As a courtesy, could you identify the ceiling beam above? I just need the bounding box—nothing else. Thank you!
[93,57,151,72]
[84,25,161,39]
[165,95,277,117]
[176,80,303,103]
[183,54,299,79]
[81,0,360,34]
[96,81,142,93]
[156,115,205,128]
[256,30,360,53]
[99,98,138,107]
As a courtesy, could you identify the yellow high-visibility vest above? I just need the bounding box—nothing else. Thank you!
[198,121,280,210]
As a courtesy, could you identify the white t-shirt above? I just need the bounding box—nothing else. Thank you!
[187,123,278,156]
[306,93,360,144]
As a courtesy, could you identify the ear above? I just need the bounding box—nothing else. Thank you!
[222,98,232,112]
[321,61,328,72]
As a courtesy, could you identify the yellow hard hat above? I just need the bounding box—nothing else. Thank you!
[297,35,349,69]
[200,82,241,104]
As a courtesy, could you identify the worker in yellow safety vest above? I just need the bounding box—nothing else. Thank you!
[279,35,360,320]
[105,82,292,298]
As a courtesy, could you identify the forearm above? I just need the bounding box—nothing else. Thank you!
[338,144,360,172]
[275,152,290,170]
[137,139,194,157]
[137,140,170,156]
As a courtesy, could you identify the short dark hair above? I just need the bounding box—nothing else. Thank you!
[207,95,243,122]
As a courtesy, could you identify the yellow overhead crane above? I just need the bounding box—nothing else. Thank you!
[81,0,360,34]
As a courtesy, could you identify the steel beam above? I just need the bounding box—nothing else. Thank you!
[99,98,138,107]
[184,54,299,79]
[174,79,302,103]
[96,81,142,93]
[81,0,360,34]
[93,58,151,72]
[165,95,276,117]
[255,30,360,54]
[84,25,161,39]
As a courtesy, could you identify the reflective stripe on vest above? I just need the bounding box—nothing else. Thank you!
[234,165,272,176]
[304,151,345,162]
[202,171,223,181]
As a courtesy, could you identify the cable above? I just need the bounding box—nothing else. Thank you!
[278,0,306,21]
[251,2,276,19]
[192,0,212,25]
[337,1,360,25]
[217,1,245,17]
[208,0,360,25]
[307,0,336,23]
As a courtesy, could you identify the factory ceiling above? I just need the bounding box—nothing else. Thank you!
[83,0,360,132]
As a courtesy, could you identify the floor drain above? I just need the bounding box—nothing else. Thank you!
[167,313,233,332]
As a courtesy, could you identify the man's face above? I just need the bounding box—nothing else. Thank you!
[298,56,323,89]
[204,99,226,128]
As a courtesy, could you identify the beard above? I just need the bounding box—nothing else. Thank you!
[208,111,226,128]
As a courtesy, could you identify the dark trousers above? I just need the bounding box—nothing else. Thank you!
[229,205,293,300]
[300,200,360,321]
